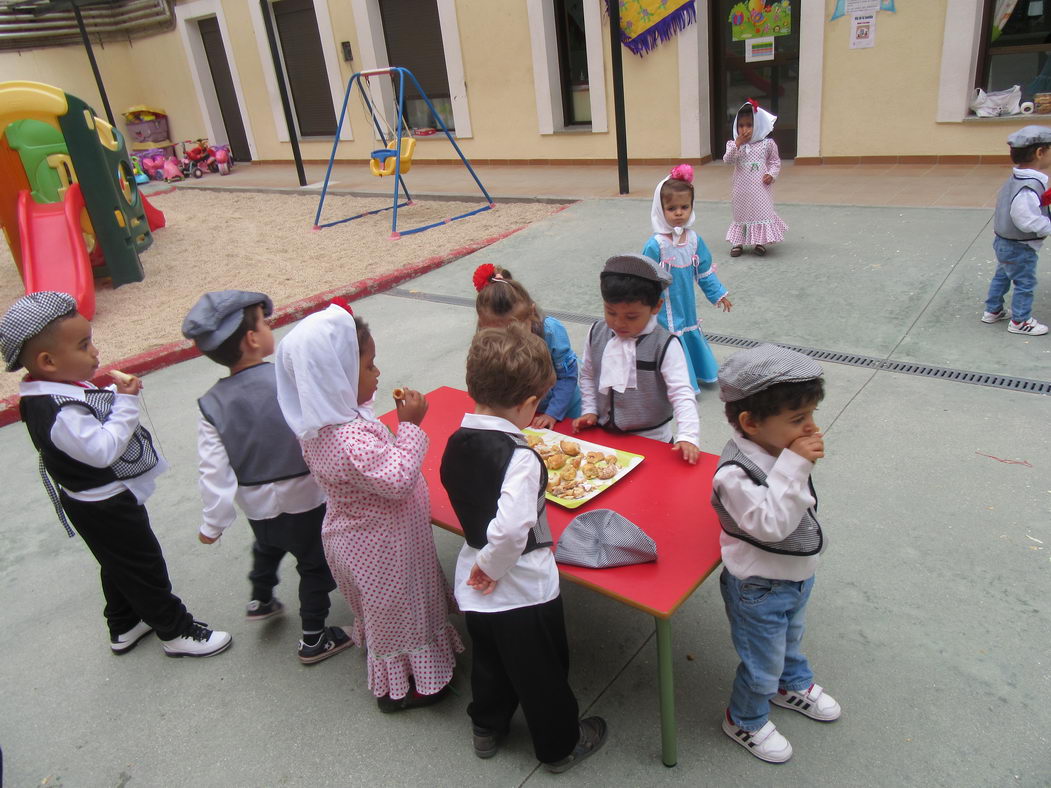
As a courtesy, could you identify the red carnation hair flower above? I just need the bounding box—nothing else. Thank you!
[329,296,354,315]
[472,263,497,292]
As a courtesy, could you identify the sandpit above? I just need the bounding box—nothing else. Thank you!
[0,189,564,400]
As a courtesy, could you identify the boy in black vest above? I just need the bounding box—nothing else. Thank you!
[1,291,231,658]
[712,343,840,764]
[572,253,700,464]
[183,290,350,664]
[440,324,607,774]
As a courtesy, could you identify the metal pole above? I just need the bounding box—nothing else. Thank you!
[259,0,307,187]
[608,0,629,194]
[72,3,116,127]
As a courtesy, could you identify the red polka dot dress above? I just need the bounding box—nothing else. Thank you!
[724,137,787,247]
[301,418,463,700]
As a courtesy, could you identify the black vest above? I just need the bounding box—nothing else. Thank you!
[440,428,552,554]
[588,321,675,433]
[20,390,159,492]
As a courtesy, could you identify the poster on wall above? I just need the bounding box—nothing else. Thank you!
[729,1,792,41]
[745,36,776,62]
[830,0,895,21]
[850,12,877,48]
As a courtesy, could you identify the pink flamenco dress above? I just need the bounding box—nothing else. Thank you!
[724,101,788,248]
[275,305,462,703]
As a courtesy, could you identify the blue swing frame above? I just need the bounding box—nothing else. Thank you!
[313,66,494,238]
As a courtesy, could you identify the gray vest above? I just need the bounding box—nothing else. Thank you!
[711,440,824,557]
[589,321,675,433]
[993,174,1050,241]
[197,362,310,486]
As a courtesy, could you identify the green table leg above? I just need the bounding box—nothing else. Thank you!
[655,616,677,767]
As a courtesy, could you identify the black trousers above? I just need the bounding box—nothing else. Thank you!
[247,504,335,632]
[465,596,580,764]
[60,490,192,641]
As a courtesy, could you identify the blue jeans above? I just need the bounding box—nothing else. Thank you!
[720,568,815,731]
[987,237,1039,322]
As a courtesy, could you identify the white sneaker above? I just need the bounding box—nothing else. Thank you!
[1007,317,1049,335]
[110,620,154,654]
[161,621,232,658]
[981,309,1009,323]
[721,710,793,763]
[771,683,842,721]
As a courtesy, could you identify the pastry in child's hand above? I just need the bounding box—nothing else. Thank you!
[545,453,566,470]
[560,440,581,456]
[392,387,405,401]
[109,369,135,385]
[559,465,577,482]
[597,464,617,480]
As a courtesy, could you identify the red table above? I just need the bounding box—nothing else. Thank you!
[382,387,724,766]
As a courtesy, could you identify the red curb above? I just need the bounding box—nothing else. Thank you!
[0,222,532,429]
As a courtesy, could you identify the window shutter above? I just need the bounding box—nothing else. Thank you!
[378,0,451,99]
[272,0,337,137]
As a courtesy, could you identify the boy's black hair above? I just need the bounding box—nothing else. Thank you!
[600,273,662,308]
[724,378,825,435]
[1010,142,1048,165]
[201,306,260,367]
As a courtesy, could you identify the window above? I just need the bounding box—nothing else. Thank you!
[554,0,590,125]
[271,0,337,137]
[378,0,455,132]
[978,0,1051,100]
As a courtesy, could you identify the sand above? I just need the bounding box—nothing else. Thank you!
[0,189,564,400]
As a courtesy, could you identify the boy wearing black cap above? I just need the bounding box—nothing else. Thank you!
[572,253,700,464]
[0,291,231,658]
[183,291,350,664]
[713,343,840,764]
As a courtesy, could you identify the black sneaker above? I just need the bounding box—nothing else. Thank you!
[246,597,284,622]
[472,726,502,759]
[297,626,353,664]
[377,682,451,713]
[543,717,608,774]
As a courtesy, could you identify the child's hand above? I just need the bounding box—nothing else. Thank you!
[788,433,824,463]
[467,563,497,595]
[198,532,219,544]
[113,374,143,395]
[762,174,774,185]
[735,129,752,146]
[572,413,597,433]
[531,413,557,430]
[672,441,699,465]
[716,295,733,312]
[396,388,428,426]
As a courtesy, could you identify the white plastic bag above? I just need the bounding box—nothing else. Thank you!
[971,85,1022,117]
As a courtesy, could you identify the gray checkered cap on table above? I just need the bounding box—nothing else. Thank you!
[554,508,657,569]
[717,343,822,403]
[0,291,78,371]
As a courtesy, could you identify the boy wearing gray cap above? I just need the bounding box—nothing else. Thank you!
[183,291,350,664]
[712,343,840,763]
[572,254,701,464]
[0,291,231,658]
[983,125,1051,336]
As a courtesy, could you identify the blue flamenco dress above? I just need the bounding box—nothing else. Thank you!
[537,315,582,421]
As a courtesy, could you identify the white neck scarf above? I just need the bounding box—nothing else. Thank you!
[650,176,696,245]
[598,315,657,394]
[734,101,777,144]
[275,304,378,440]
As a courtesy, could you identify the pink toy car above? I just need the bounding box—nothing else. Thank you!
[162,156,184,182]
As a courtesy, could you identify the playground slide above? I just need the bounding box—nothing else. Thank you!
[141,193,165,231]
[18,182,95,320]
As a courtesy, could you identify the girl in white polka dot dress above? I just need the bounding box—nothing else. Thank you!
[276,302,462,712]
[724,99,788,257]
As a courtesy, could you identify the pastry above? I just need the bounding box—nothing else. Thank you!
[545,453,566,470]
[392,387,405,400]
[560,440,581,456]
[109,369,134,385]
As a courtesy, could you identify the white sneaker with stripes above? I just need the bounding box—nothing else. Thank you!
[721,710,793,763]
[1007,317,1048,335]
[771,683,842,721]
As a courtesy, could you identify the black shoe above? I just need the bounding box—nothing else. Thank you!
[245,597,284,621]
[543,717,608,774]
[377,682,451,713]
[297,626,353,664]
[473,726,502,759]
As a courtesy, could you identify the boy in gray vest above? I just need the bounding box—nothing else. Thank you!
[983,125,1051,336]
[183,290,350,664]
[712,343,839,763]
[572,253,700,464]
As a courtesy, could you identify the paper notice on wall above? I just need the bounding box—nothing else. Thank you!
[850,13,876,48]
[745,36,775,62]
[845,0,881,13]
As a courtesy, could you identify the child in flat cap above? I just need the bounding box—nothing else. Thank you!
[573,253,701,464]
[0,291,231,658]
[982,125,1051,336]
[712,343,840,763]
[183,290,350,665]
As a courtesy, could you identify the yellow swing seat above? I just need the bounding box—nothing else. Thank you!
[369,137,415,176]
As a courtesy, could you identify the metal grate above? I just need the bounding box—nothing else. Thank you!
[384,288,1051,396]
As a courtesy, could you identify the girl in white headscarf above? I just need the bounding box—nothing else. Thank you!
[275,303,462,712]
[723,99,788,257]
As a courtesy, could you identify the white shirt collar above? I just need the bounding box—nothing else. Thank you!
[19,379,101,398]
[1013,167,1049,186]
[461,412,523,435]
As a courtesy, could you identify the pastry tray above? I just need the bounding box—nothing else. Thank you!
[523,428,644,510]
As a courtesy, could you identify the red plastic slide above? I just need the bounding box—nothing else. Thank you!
[141,193,165,231]
[18,183,95,320]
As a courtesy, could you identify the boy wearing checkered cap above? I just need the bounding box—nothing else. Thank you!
[0,291,231,658]
[712,343,840,763]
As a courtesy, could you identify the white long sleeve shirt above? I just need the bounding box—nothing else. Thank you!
[453,413,560,613]
[714,435,821,582]
[579,324,700,447]
[196,416,326,539]
[1010,168,1051,250]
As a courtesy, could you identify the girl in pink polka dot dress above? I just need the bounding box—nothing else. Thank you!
[275,303,462,712]
[724,99,788,257]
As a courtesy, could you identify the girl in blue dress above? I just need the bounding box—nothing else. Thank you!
[472,263,582,429]
[642,164,733,388]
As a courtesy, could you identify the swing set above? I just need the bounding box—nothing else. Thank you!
[312,67,493,239]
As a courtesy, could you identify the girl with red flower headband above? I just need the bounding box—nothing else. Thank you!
[724,99,788,257]
[472,264,582,429]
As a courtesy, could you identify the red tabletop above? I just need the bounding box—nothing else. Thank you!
[380,387,724,619]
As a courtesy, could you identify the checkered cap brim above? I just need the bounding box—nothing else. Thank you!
[0,291,78,371]
[554,508,657,569]
[718,343,823,402]
[601,253,672,290]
